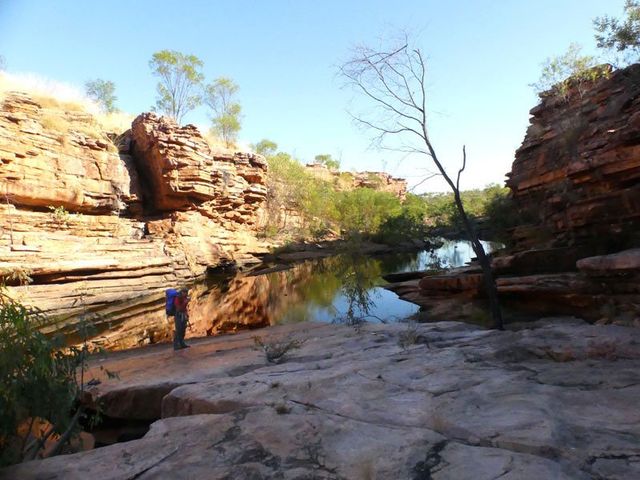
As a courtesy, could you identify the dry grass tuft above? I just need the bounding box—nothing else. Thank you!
[1,72,133,144]
[253,335,306,364]
[40,114,71,134]
[95,111,134,135]
[201,128,236,152]
[0,71,97,113]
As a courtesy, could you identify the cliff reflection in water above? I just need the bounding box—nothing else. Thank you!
[82,239,499,350]
[187,252,417,337]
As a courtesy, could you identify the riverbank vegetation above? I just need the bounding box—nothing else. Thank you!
[259,140,513,245]
[0,289,82,465]
[0,271,115,466]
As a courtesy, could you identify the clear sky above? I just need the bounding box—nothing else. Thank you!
[0,0,627,192]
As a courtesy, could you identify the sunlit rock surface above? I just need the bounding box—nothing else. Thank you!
[305,162,408,200]
[0,92,270,340]
[3,320,639,479]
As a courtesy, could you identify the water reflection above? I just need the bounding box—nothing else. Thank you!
[81,239,501,350]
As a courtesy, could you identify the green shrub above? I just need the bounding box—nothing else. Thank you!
[0,272,104,465]
[530,43,610,99]
[0,294,81,465]
[336,188,401,238]
[422,184,512,233]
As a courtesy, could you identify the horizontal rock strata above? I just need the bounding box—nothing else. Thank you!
[0,92,270,343]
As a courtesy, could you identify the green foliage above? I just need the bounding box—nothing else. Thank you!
[422,184,511,231]
[314,154,340,170]
[84,79,117,113]
[375,193,429,243]
[530,43,610,98]
[264,150,426,243]
[48,205,69,226]
[0,293,81,465]
[203,77,241,147]
[483,190,520,245]
[253,139,278,157]
[336,188,401,238]
[594,0,640,60]
[264,151,338,237]
[149,50,204,124]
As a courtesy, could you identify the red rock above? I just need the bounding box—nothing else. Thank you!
[0,95,271,343]
[577,248,640,272]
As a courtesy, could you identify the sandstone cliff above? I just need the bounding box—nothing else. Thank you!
[0,92,269,342]
[392,63,640,324]
[304,163,407,199]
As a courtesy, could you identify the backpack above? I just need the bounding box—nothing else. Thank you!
[165,289,178,316]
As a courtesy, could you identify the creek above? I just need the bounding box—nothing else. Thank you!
[78,239,501,351]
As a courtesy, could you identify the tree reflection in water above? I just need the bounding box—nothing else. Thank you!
[81,240,502,350]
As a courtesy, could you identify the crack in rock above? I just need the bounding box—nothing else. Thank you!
[412,440,448,479]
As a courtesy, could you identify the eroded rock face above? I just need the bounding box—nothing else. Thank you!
[0,92,141,214]
[3,320,638,479]
[507,64,640,254]
[130,112,267,216]
[0,93,270,343]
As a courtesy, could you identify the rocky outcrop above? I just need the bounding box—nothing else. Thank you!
[392,64,640,324]
[130,113,267,216]
[305,163,407,199]
[507,64,640,254]
[3,320,639,479]
[0,92,270,340]
[0,92,141,214]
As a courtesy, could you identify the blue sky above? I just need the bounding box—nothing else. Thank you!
[0,0,627,192]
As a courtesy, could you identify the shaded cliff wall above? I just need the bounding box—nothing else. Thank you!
[0,92,269,337]
[506,63,640,264]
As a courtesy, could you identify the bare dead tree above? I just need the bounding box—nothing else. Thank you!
[340,38,503,329]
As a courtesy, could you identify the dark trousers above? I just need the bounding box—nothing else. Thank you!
[173,312,188,349]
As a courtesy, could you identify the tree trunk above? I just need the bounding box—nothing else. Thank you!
[453,192,503,330]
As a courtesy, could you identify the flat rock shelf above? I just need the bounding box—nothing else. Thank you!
[3,318,639,479]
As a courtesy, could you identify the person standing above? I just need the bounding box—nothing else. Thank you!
[173,289,190,350]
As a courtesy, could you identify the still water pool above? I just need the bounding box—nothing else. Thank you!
[81,239,500,349]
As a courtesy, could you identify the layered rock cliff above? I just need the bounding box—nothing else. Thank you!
[0,92,269,340]
[392,63,640,324]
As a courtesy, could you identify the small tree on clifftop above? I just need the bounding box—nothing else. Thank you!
[203,77,242,147]
[530,43,609,98]
[314,154,341,170]
[253,139,278,157]
[149,50,204,124]
[340,36,503,329]
[84,79,118,113]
